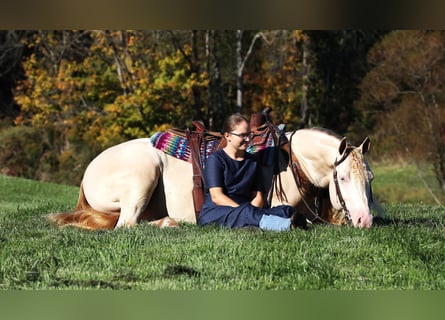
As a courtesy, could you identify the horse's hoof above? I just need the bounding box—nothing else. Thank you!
[159,217,179,228]
[147,217,179,228]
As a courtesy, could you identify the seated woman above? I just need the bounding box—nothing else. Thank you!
[198,113,307,231]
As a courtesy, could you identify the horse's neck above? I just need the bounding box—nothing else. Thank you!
[294,152,332,188]
[288,130,339,188]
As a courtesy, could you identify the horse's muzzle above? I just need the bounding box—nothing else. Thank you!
[353,212,373,228]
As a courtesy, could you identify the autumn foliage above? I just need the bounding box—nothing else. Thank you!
[1,30,444,197]
[358,30,445,194]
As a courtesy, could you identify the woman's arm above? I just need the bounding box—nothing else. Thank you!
[209,187,240,207]
[250,191,264,208]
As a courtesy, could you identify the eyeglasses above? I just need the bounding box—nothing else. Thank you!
[230,132,251,140]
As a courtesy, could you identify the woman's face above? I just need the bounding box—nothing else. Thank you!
[227,120,251,150]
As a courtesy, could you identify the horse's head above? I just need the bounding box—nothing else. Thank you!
[328,137,374,228]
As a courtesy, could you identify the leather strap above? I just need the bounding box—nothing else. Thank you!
[186,128,205,220]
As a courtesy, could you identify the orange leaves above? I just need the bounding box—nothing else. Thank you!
[360,30,445,111]
[104,103,121,114]
[250,30,305,125]
[14,30,309,153]
[358,30,445,186]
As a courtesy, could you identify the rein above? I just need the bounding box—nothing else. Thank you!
[285,130,331,224]
[333,148,355,224]
[334,150,376,223]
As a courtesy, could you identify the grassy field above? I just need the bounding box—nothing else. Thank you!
[0,163,444,290]
[371,161,445,204]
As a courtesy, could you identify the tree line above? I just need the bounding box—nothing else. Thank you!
[0,30,444,201]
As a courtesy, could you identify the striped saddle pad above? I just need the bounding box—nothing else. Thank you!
[150,128,277,166]
[150,131,221,164]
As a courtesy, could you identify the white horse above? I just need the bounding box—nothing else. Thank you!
[47,127,378,230]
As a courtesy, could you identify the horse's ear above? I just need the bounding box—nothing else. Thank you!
[359,137,370,155]
[338,137,348,155]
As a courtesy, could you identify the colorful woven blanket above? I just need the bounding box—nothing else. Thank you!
[150,131,220,164]
[150,129,276,166]
[247,132,276,166]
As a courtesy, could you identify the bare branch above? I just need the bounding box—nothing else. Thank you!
[239,32,269,76]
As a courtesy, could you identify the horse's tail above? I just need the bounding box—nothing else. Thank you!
[46,182,119,230]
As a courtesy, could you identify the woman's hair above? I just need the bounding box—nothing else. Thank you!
[222,113,249,133]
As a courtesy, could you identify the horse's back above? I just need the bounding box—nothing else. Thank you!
[83,138,163,213]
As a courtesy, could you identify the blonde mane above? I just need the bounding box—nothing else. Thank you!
[308,127,343,140]
[348,149,368,185]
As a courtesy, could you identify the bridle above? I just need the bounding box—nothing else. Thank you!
[253,113,370,226]
[332,145,375,225]
[332,149,355,224]
[286,130,355,225]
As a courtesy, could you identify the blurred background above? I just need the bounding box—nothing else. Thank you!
[0,30,444,204]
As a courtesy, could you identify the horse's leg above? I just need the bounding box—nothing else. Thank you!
[115,202,144,228]
[114,176,160,228]
[116,207,180,228]
[115,193,180,228]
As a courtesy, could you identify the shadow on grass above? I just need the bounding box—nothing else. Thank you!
[50,278,133,289]
[163,265,201,277]
[373,215,444,228]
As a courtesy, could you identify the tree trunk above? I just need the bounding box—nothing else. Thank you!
[235,30,265,114]
[300,35,310,128]
[236,30,243,113]
[206,30,225,130]
[190,30,204,121]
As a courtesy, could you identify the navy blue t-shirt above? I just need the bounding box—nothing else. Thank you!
[198,148,293,228]
[204,149,262,204]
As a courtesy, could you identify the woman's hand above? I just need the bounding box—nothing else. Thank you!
[250,191,264,208]
[209,187,240,207]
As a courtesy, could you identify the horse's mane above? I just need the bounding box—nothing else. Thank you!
[306,127,343,141]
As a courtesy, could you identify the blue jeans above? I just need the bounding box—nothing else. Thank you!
[259,214,291,231]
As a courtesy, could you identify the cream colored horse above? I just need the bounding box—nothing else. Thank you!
[47,128,378,230]
[269,128,376,228]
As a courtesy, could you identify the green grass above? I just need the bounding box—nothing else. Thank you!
[0,173,444,290]
[372,162,445,204]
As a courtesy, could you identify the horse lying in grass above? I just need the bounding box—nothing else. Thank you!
[47,124,379,230]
